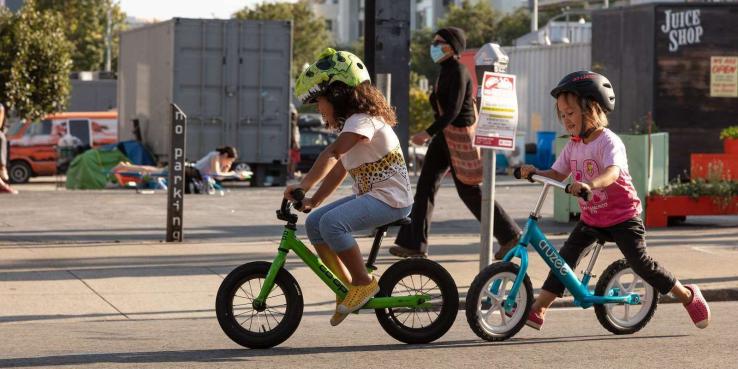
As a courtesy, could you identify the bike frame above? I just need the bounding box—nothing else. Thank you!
[254,226,432,310]
[495,176,641,310]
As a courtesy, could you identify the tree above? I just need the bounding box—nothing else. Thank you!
[34,0,126,72]
[496,8,532,46]
[233,0,332,79]
[438,0,500,49]
[0,1,73,120]
[410,28,438,86]
[409,85,434,134]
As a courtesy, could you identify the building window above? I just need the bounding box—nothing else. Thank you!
[325,19,333,32]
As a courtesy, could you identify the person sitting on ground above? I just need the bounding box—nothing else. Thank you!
[285,48,413,327]
[185,146,241,194]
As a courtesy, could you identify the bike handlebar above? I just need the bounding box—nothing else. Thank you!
[513,168,592,202]
[291,188,310,213]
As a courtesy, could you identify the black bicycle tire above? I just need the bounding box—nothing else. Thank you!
[594,259,658,335]
[465,262,532,342]
[215,261,303,348]
[375,258,459,344]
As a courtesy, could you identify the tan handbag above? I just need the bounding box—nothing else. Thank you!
[434,82,483,186]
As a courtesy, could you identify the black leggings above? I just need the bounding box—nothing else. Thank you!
[541,217,677,297]
[395,132,521,252]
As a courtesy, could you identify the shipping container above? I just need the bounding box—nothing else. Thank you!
[69,79,117,111]
[593,3,738,179]
[118,18,293,186]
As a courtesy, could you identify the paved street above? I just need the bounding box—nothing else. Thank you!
[1,176,737,368]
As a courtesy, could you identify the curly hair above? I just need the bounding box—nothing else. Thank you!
[324,81,397,131]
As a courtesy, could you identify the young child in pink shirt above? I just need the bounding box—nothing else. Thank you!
[519,71,710,330]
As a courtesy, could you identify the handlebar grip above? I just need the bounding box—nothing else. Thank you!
[513,167,535,182]
[292,188,305,201]
[291,188,310,213]
[565,184,593,201]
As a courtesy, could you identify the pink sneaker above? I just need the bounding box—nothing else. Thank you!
[684,284,710,329]
[526,311,544,330]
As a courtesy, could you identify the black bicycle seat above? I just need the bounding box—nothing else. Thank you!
[582,226,615,243]
[382,217,412,228]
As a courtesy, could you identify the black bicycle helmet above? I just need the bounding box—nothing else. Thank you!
[550,71,615,112]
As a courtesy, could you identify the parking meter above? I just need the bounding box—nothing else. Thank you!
[474,43,509,101]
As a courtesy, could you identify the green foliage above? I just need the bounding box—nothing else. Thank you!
[34,0,126,71]
[409,85,434,134]
[234,0,332,79]
[0,1,73,120]
[496,8,532,46]
[438,0,499,49]
[630,114,659,134]
[410,28,438,86]
[651,162,738,209]
[719,126,738,140]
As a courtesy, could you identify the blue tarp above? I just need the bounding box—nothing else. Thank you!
[115,141,156,166]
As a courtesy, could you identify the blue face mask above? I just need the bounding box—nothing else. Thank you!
[430,45,447,63]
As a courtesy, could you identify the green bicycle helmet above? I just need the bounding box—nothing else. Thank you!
[295,48,371,104]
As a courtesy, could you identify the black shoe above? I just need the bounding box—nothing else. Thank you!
[389,245,427,258]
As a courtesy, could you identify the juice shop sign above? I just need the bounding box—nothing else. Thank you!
[661,9,703,52]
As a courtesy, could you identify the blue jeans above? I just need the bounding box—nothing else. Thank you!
[305,195,412,252]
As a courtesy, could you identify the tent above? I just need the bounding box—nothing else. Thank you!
[116,140,156,166]
[65,147,129,190]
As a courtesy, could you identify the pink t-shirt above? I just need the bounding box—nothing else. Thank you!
[551,129,642,228]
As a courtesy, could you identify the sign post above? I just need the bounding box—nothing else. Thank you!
[166,104,186,242]
[474,72,519,270]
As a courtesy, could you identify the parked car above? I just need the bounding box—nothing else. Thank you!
[297,127,337,173]
[407,143,427,171]
[7,111,118,183]
[297,113,325,129]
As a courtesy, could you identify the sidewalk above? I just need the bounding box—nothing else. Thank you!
[1,226,736,324]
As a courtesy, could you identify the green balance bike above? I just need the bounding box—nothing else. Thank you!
[216,190,459,348]
[465,169,658,341]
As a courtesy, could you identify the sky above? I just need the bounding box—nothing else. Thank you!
[120,0,296,20]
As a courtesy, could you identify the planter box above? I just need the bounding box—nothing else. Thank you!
[725,138,738,155]
[554,132,669,222]
[691,154,738,181]
[645,195,738,227]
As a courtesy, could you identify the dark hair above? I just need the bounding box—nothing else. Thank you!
[324,81,397,131]
[554,92,608,128]
[216,146,238,159]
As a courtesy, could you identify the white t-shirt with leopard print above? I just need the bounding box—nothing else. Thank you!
[340,114,413,209]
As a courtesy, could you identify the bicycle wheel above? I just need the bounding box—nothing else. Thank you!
[465,262,532,342]
[594,259,658,335]
[375,259,459,344]
[215,261,303,348]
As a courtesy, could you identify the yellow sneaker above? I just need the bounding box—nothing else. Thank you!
[337,276,379,315]
[330,296,348,326]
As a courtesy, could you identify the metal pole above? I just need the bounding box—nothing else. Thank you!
[479,148,496,270]
[105,0,113,72]
[531,0,539,32]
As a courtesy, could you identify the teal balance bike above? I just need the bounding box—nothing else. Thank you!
[216,190,459,348]
[465,169,658,341]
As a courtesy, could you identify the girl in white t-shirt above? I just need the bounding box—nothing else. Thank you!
[286,48,413,326]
